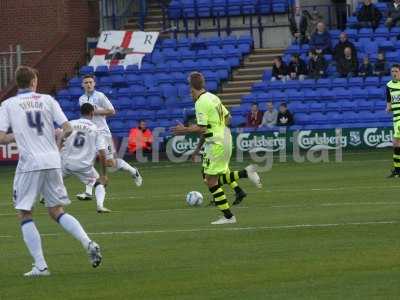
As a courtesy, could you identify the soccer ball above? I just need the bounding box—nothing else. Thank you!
[186,191,203,207]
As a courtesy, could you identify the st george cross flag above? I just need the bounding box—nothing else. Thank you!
[89,31,159,68]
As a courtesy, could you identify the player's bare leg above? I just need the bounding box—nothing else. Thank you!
[106,157,143,186]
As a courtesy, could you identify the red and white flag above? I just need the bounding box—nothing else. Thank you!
[89,31,159,68]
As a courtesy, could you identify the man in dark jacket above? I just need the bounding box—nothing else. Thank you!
[288,53,308,80]
[277,103,294,126]
[310,22,332,54]
[308,50,327,79]
[386,0,400,28]
[357,0,382,29]
[289,5,308,44]
[337,47,358,77]
[334,32,357,61]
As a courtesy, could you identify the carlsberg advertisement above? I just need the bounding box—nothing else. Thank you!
[168,127,393,156]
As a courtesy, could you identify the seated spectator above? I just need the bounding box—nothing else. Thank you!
[310,22,332,54]
[333,32,357,61]
[289,5,308,44]
[357,0,382,29]
[128,120,153,154]
[336,47,358,78]
[288,53,308,80]
[374,52,390,76]
[359,55,373,77]
[246,103,263,128]
[271,56,289,81]
[304,9,324,41]
[386,0,400,28]
[259,102,278,128]
[277,103,294,126]
[308,50,327,79]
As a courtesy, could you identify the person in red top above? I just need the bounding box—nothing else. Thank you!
[246,103,263,128]
[128,120,153,153]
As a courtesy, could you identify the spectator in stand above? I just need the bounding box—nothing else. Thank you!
[304,9,324,40]
[310,22,332,54]
[288,53,308,80]
[374,52,390,76]
[359,55,373,77]
[271,56,289,81]
[277,103,294,127]
[259,102,278,128]
[289,5,308,44]
[246,103,263,128]
[386,0,400,28]
[308,49,327,79]
[333,32,357,61]
[336,47,358,78]
[356,0,382,29]
[331,0,347,30]
[128,120,153,154]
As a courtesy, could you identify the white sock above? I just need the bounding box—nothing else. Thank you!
[57,213,91,249]
[85,185,93,195]
[95,184,106,208]
[116,158,137,175]
[21,220,48,270]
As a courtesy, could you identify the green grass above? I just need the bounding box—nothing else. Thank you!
[0,150,400,299]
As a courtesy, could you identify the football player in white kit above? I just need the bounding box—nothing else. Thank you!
[0,66,102,276]
[61,103,111,213]
[77,74,142,200]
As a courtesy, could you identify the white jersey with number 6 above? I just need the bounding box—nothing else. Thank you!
[61,118,106,170]
[0,91,68,173]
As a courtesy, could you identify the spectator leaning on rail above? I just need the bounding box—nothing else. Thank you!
[128,119,153,154]
[336,47,359,78]
[289,5,309,44]
[333,32,357,62]
[277,103,294,127]
[271,56,289,81]
[288,53,308,80]
[259,102,278,128]
[246,102,263,128]
[356,0,382,29]
[308,49,327,79]
[309,22,332,55]
[386,0,400,28]
[359,55,374,77]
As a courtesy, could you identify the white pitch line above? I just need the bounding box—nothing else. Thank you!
[0,220,397,239]
[38,220,399,237]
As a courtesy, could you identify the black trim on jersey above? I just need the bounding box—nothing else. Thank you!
[196,91,207,100]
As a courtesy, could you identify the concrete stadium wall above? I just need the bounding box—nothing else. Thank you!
[0,0,100,98]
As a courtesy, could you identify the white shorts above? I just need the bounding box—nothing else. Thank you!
[102,134,115,160]
[62,165,99,186]
[13,169,70,211]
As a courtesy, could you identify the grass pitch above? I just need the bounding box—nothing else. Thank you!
[0,150,399,299]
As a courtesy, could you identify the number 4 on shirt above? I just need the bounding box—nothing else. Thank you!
[26,111,44,135]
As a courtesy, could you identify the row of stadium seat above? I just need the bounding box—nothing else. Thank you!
[168,0,290,18]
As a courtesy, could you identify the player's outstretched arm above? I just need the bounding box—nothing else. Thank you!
[94,108,115,117]
[171,124,207,136]
[61,122,73,139]
[0,132,15,144]
[192,135,205,162]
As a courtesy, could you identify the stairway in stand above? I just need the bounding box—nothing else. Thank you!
[218,48,284,107]
[124,0,167,35]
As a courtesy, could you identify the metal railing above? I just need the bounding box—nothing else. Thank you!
[0,45,41,91]
[100,0,147,30]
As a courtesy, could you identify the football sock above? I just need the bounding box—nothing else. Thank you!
[219,170,248,185]
[21,219,48,270]
[57,213,91,249]
[116,158,137,175]
[95,183,106,208]
[394,147,400,172]
[85,184,93,196]
[209,184,233,219]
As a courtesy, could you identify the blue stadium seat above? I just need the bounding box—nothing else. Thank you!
[79,66,94,76]
[341,101,357,112]
[309,102,325,112]
[109,65,125,75]
[95,65,109,76]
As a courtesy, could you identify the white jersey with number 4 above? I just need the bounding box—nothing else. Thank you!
[0,91,68,173]
[78,91,114,136]
[61,118,106,170]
